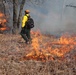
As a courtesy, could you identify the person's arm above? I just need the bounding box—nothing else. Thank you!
[22,16,28,28]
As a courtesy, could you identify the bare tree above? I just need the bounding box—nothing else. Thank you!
[12,0,18,33]
[0,0,6,13]
[2,0,45,34]
[17,0,26,29]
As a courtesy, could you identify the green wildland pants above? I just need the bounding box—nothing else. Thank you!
[20,28,31,43]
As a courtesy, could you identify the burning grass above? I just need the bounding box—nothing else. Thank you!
[21,31,76,62]
[0,31,76,75]
[0,12,9,32]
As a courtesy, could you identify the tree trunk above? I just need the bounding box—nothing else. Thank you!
[12,0,18,34]
[17,0,26,30]
[0,0,5,13]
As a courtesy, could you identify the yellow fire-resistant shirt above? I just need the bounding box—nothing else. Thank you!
[22,14,29,28]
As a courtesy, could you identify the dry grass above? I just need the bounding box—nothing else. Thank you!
[0,33,76,75]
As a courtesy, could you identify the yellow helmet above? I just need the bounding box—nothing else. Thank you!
[25,10,30,13]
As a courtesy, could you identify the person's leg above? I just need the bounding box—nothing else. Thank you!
[20,29,28,43]
[26,29,32,43]
[27,29,31,39]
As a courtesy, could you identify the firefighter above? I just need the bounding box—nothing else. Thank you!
[20,9,31,44]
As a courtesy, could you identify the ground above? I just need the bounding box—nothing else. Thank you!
[0,32,76,75]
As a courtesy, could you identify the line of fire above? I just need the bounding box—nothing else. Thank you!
[20,31,76,62]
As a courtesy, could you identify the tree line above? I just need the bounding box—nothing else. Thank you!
[0,0,45,34]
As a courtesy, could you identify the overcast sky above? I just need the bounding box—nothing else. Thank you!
[24,0,76,35]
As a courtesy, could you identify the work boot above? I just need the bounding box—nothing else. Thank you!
[25,40,32,44]
[25,39,30,44]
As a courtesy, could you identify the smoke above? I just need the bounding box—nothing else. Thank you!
[2,0,74,34]
[38,12,61,35]
[2,0,76,34]
[25,0,76,35]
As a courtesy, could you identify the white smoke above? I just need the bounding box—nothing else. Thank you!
[25,0,76,35]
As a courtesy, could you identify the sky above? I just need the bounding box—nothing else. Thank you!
[24,0,76,35]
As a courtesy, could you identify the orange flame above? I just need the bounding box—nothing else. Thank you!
[0,12,4,17]
[21,31,76,62]
[0,12,8,31]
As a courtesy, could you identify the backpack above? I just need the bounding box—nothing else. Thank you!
[25,17,34,29]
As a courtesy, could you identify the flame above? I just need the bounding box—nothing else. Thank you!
[26,31,42,57]
[21,31,76,62]
[0,12,4,17]
[58,34,76,45]
[0,28,7,31]
[0,12,8,31]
